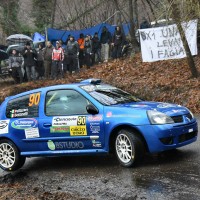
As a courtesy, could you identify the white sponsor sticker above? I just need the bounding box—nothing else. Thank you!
[52,116,78,126]
[25,128,40,139]
[0,120,9,134]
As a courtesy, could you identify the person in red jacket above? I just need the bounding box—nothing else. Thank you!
[51,41,64,79]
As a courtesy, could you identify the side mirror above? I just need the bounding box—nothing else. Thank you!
[86,104,99,115]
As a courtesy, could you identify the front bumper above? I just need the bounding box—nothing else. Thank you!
[137,121,198,153]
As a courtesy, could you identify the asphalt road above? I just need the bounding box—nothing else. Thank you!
[0,115,199,200]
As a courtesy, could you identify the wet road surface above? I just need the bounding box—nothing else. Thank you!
[0,115,199,200]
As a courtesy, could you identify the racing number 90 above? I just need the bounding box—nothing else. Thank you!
[77,116,86,125]
[29,93,40,107]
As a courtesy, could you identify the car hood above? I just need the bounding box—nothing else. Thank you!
[112,101,189,116]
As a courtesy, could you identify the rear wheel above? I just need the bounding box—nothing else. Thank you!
[115,129,144,167]
[0,139,26,171]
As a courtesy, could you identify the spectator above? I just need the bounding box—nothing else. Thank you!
[8,49,23,83]
[65,35,79,74]
[23,41,37,81]
[43,41,53,79]
[111,26,125,59]
[36,43,44,79]
[92,32,101,64]
[100,26,111,62]
[51,41,64,79]
[140,17,151,29]
[84,35,92,68]
[77,33,85,67]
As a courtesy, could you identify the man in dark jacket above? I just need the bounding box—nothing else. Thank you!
[43,41,53,79]
[65,35,79,73]
[23,41,37,81]
[111,26,125,59]
[92,32,101,64]
[100,26,111,62]
[9,49,23,83]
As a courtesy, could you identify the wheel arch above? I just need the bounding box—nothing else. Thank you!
[0,137,21,151]
[109,125,149,153]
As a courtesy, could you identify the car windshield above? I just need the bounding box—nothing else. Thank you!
[81,84,141,105]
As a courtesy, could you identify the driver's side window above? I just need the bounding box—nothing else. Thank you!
[45,89,89,116]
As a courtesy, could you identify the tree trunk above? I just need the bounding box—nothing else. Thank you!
[51,0,57,28]
[128,0,139,49]
[168,0,198,78]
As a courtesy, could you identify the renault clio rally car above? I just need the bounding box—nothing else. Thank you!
[0,79,198,171]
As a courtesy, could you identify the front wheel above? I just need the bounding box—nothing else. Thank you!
[0,139,26,171]
[115,129,144,167]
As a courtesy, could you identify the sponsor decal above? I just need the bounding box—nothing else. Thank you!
[47,140,84,150]
[50,126,70,133]
[52,116,86,126]
[90,123,100,134]
[48,140,56,151]
[25,128,40,139]
[106,112,112,117]
[0,120,9,134]
[130,104,149,108]
[92,140,102,148]
[52,116,78,126]
[106,113,141,118]
[70,126,87,136]
[88,115,103,122]
[157,103,175,108]
[11,118,38,130]
[10,109,29,118]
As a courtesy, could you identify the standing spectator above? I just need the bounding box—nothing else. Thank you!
[43,41,53,79]
[84,35,92,68]
[100,26,111,62]
[65,35,79,74]
[36,43,44,79]
[23,41,37,81]
[111,26,125,59]
[77,33,85,67]
[51,41,64,79]
[8,49,23,83]
[92,32,101,64]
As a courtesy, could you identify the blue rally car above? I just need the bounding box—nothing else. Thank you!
[0,79,198,171]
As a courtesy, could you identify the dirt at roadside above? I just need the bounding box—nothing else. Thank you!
[0,172,93,200]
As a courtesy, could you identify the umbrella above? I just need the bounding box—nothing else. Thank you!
[0,50,8,61]
[6,34,32,45]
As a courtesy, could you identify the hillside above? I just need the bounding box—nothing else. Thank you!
[0,53,200,113]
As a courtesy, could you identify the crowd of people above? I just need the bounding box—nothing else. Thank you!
[8,25,126,82]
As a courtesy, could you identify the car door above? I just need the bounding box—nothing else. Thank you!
[5,92,41,153]
[38,89,105,152]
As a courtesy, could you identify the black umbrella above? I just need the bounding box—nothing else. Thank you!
[0,50,8,61]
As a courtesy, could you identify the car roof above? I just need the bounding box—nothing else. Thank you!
[5,79,103,101]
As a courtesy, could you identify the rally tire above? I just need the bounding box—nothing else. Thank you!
[115,129,144,167]
[0,139,26,171]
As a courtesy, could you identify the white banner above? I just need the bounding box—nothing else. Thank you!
[139,20,198,62]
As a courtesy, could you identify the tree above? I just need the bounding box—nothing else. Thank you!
[168,0,198,78]
[31,0,53,32]
[0,0,21,35]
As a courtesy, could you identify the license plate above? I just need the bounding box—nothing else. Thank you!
[188,128,193,133]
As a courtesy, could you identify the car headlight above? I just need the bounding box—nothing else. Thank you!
[147,110,174,124]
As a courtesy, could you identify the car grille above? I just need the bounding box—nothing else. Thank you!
[178,131,197,143]
[160,131,197,145]
[171,115,183,123]
[171,113,193,123]
[185,113,193,120]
